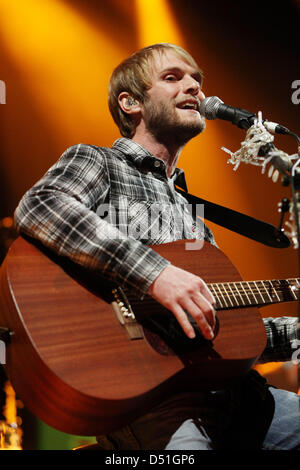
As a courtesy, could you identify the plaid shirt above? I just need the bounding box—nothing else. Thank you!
[14,137,297,363]
[14,138,215,295]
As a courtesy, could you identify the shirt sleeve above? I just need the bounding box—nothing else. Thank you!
[14,144,170,296]
[258,316,299,363]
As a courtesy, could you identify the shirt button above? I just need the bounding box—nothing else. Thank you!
[154,160,161,168]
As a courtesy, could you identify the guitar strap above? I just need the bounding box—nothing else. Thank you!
[109,147,289,249]
[174,185,290,249]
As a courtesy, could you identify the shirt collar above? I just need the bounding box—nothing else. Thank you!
[112,138,188,191]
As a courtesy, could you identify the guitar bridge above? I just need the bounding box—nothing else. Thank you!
[111,288,144,340]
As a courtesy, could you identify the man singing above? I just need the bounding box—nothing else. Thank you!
[15,43,300,450]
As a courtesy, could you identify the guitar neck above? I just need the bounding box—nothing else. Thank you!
[209,278,300,310]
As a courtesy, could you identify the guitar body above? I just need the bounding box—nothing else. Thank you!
[0,237,266,435]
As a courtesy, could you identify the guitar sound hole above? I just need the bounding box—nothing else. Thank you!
[141,314,219,356]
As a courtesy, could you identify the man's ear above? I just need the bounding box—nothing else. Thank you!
[118,92,141,114]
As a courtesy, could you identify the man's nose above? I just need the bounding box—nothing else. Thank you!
[184,76,201,95]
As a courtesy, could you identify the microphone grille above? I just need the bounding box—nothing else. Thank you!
[200,96,223,120]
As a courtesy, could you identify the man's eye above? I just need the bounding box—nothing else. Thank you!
[165,75,177,81]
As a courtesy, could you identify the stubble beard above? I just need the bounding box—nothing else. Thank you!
[143,99,206,147]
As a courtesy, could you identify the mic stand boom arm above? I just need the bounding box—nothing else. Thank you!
[222,115,300,384]
[255,140,300,383]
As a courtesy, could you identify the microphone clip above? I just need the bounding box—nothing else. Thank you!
[221,113,275,171]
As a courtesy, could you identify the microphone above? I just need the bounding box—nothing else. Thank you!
[200,96,291,135]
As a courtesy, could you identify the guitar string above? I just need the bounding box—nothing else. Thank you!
[124,278,300,310]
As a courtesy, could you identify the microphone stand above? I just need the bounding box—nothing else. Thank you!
[220,111,300,392]
[290,160,300,396]
[259,139,300,395]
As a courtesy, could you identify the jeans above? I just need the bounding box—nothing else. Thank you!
[162,388,300,450]
[262,388,300,450]
[97,374,300,450]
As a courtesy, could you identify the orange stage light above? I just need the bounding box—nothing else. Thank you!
[0,0,127,144]
[135,0,184,47]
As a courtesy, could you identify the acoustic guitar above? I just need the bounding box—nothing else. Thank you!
[0,236,298,435]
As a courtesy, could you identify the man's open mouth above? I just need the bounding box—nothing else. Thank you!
[177,100,200,112]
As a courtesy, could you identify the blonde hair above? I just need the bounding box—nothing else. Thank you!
[108,43,203,138]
